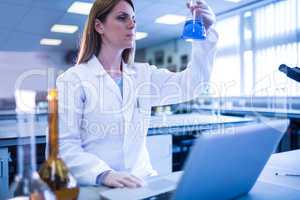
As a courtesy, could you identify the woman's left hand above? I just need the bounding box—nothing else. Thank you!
[187,0,216,31]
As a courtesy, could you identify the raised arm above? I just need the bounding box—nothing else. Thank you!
[149,28,218,107]
[149,0,218,107]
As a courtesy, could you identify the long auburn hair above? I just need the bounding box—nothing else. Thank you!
[76,0,135,65]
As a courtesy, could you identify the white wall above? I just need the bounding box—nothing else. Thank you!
[0,51,68,98]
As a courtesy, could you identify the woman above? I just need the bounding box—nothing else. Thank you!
[57,0,218,188]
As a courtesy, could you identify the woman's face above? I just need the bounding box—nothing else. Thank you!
[96,0,136,50]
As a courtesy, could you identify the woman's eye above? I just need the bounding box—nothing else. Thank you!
[117,16,127,21]
[117,15,135,24]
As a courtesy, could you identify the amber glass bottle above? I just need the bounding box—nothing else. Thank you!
[39,89,79,200]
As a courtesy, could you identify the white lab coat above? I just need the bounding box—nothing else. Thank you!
[56,28,218,185]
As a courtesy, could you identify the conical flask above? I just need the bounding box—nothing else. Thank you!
[9,90,55,200]
[181,0,206,40]
[39,89,79,200]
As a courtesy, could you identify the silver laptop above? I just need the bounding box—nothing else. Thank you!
[101,119,288,200]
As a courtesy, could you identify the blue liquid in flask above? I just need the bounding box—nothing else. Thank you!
[181,18,206,40]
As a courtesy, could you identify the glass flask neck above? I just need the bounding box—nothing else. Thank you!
[48,89,59,159]
[16,113,37,178]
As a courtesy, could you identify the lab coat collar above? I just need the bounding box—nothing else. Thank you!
[87,55,106,76]
[123,62,137,76]
[87,55,136,77]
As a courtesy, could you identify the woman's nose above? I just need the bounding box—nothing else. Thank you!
[127,18,136,29]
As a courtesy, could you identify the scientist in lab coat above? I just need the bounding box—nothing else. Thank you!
[56,0,218,188]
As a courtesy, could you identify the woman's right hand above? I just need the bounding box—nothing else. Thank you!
[187,0,216,31]
[103,171,144,188]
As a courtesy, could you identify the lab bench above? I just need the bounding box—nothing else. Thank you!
[0,112,254,198]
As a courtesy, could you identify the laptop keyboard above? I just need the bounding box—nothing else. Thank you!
[146,179,176,190]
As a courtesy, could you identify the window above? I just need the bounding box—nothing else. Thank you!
[253,0,298,96]
[216,16,240,48]
[212,0,300,97]
[211,15,240,96]
[210,55,240,96]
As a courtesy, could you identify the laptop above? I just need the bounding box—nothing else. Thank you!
[100,119,288,200]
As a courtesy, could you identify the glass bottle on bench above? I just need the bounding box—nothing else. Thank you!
[9,90,55,200]
[39,88,79,200]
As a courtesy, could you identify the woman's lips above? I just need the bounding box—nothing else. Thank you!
[126,34,134,38]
